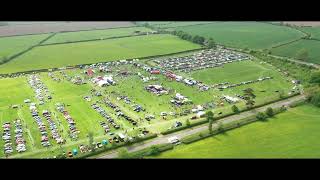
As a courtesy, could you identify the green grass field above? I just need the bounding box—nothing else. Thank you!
[141,21,214,28]
[0,34,51,62]
[0,34,201,74]
[43,27,153,45]
[271,39,320,64]
[150,104,320,158]
[172,22,304,49]
[299,27,320,39]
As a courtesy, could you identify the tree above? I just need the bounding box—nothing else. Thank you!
[149,146,160,155]
[265,107,274,117]
[186,119,191,127]
[231,105,240,114]
[256,112,267,121]
[243,88,256,108]
[310,71,320,85]
[88,132,95,151]
[206,111,214,134]
[295,48,309,61]
[207,38,216,49]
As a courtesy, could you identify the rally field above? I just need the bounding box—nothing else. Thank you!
[170,22,305,49]
[0,34,201,74]
[42,27,153,45]
[271,39,320,64]
[149,104,320,158]
[0,48,296,158]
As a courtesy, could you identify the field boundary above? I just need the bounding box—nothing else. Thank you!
[0,33,56,66]
[39,33,161,46]
[0,47,205,77]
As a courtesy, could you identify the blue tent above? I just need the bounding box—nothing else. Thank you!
[72,149,78,155]
[102,140,108,145]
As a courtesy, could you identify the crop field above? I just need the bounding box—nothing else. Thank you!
[42,27,153,45]
[271,39,320,64]
[0,21,135,37]
[0,33,51,61]
[0,34,201,74]
[149,104,320,158]
[170,22,305,49]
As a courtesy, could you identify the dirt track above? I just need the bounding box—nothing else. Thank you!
[0,21,135,37]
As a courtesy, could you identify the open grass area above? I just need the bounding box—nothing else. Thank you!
[299,26,320,39]
[150,104,320,158]
[271,39,320,64]
[0,34,201,74]
[140,21,214,28]
[172,22,304,49]
[42,27,153,45]
[0,34,51,62]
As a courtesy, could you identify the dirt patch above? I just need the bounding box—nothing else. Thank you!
[0,21,135,37]
[282,21,320,27]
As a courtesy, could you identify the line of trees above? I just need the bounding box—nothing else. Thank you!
[171,30,216,48]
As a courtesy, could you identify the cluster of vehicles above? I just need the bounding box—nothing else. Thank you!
[56,103,79,140]
[30,106,51,147]
[91,103,120,129]
[42,110,64,144]
[2,122,13,154]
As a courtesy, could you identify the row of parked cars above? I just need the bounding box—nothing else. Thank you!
[2,122,13,154]
[30,106,51,147]
[91,103,120,129]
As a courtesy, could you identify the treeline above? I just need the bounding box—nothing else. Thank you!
[170,30,216,48]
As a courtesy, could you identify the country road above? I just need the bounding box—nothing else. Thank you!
[96,94,306,159]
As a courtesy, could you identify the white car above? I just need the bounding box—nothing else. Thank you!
[168,136,180,145]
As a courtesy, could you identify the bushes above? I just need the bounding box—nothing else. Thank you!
[256,112,267,121]
[125,143,174,158]
[231,105,240,114]
[265,107,274,117]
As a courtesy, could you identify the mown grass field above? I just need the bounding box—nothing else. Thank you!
[150,104,320,158]
[0,34,51,62]
[299,27,320,39]
[271,39,320,64]
[42,27,153,45]
[0,34,201,74]
[171,22,305,49]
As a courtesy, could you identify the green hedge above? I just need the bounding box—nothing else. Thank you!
[126,143,174,159]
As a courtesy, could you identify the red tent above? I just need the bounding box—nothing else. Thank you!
[87,69,94,76]
[151,70,160,74]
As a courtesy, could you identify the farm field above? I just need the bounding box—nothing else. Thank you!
[150,104,320,158]
[139,21,214,28]
[299,26,320,39]
[271,39,320,64]
[0,34,201,74]
[42,27,153,45]
[0,21,135,37]
[0,33,51,62]
[171,22,305,49]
